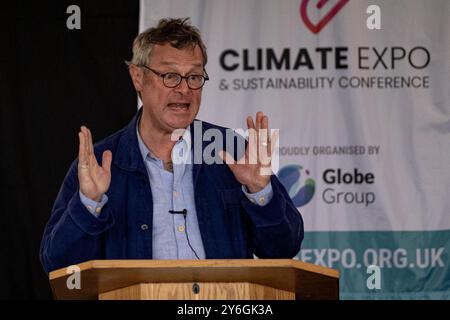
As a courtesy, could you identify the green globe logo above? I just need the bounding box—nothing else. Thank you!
[277,164,315,207]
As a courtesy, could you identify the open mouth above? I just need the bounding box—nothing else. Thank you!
[167,103,190,111]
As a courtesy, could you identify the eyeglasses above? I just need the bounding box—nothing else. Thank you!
[140,65,209,90]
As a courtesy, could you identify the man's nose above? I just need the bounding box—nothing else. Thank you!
[174,78,190,94]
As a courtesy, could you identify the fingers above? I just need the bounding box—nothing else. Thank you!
[102,150,112,173]
[88,127,94,155]
[255,111,263,131]
[248,124,258,164]
[78,127,92,170]
[262,114,269,132]
[259,116,271,168]
[79,126,97,169]
[79,127,88,161]
[260,115,269,148]
[78,131,87,168]
[246,111,267,131]
[83,126,90,155]
[81,126,94,156]
[78,126,112,172]
[268,129,279,156]
[246,111,271,165]
[247,116,255,130]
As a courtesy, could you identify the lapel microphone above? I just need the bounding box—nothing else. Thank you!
[168,209,187,215]
[167,208,199,259]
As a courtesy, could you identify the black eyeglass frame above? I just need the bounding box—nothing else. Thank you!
[139,64,209,90]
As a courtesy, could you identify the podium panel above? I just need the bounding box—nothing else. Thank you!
[49,259,339,300]
[99,282,295,300]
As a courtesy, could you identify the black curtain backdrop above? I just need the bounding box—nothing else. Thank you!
[0,1,139,299]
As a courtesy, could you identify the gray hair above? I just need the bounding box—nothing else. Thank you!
[127,17,207,67]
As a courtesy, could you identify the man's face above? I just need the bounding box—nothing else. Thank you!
[133,43,205,134]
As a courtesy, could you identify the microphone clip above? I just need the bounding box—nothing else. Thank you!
[168,209,187,216]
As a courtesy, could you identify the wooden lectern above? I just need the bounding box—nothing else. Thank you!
[49,259,339,300]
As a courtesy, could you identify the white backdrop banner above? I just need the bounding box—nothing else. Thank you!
[140,0,450,299]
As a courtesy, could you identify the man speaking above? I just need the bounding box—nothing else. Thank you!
[40,18,303,273]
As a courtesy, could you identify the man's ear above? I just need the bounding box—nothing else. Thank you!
[129,64,144,92]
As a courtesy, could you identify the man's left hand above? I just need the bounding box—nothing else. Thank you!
[219,111,278,193]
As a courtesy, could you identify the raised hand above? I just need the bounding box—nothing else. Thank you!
[77,126,112,202]
[219,111,278,193]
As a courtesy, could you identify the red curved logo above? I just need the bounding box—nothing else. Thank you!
[300,0,349,34]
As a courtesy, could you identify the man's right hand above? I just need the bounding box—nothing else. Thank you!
[78,126,112,202]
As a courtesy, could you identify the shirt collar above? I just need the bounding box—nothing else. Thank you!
[136,116,192,164]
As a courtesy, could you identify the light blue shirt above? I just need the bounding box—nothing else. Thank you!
[79,122,273,259]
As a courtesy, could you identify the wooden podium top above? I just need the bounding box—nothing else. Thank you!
[49,259,339,300]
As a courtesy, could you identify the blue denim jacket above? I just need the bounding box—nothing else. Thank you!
[40,110,304,273]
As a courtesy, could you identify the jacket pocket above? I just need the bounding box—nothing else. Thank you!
[219,187,248,257]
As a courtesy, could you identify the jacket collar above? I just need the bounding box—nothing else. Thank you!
[114,108,147,174]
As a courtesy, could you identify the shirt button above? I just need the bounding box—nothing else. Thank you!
[95,207,101,213]
[178,225,185,233]
[141,224,149,231]
[258,196,266,205]
[86,205,93,211]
